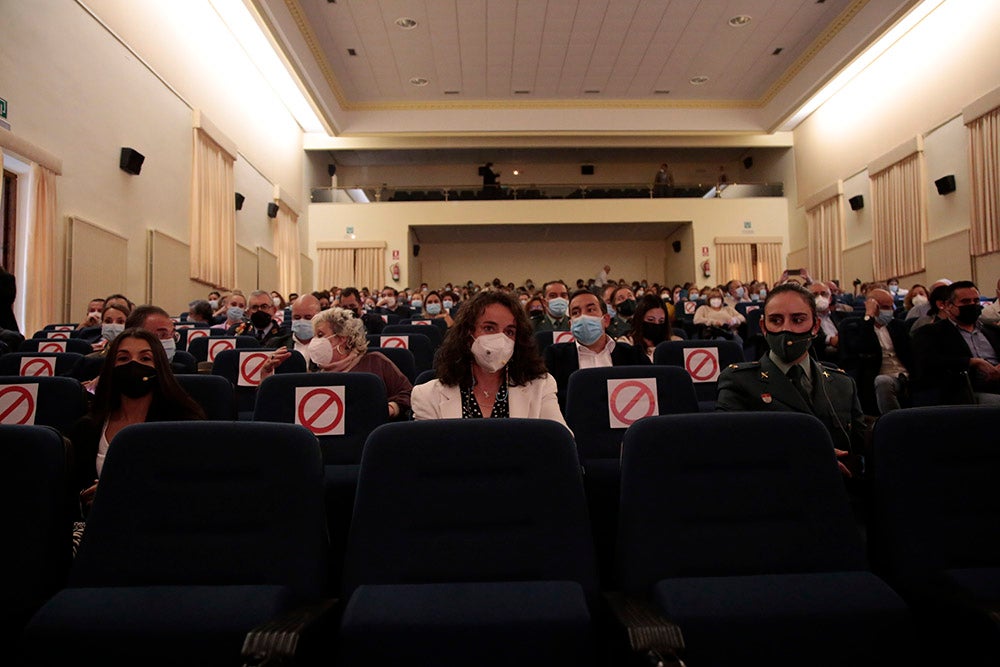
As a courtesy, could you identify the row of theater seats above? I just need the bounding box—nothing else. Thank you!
[9,408,999,665]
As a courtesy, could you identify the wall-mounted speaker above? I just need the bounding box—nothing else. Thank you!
[267,202,279,219]
[742,156,753,169]
[581,164,594,175]
[413,244,421,257]
[848,195,864,211]
[119,147,145,175]
[328,164,337,177]
[672,240,682,253]
[235,193,245,211]
[934,174,956,195]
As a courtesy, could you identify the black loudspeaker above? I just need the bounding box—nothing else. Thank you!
[848,195,864,211]
[119,147,145,175]
[934,174,956,195]
[413,244,421,257]
[672,240,681,253]
[235,193,245,211]
[328,164,337,177]
[581,165,594,175]
[743,156,753,169]
[267,202,279,219]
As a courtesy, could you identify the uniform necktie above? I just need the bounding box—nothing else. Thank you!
[787,364,812,406]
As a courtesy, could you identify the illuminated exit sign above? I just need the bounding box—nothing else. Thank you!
[0,97,7,119]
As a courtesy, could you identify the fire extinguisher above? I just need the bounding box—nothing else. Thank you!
[701,260,711,278]
[391,263,400,282]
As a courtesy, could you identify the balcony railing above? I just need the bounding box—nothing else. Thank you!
[310,181,784,203]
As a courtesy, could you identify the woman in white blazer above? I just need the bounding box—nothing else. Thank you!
[411,290,568,429]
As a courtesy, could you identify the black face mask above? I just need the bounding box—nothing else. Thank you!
[616,299,637,317]
[954,303,983,326]
[113,361,157,399]
[643,322,669,345]
[250,310,273,329]
[764,327,815,363]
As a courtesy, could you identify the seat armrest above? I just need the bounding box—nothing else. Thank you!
[604,591,686,665]
[242,598,340,666]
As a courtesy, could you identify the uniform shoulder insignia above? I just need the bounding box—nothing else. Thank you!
[727,361,760,371]
[822,365,847,375]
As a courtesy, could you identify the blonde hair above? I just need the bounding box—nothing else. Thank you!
[312,307,368,353]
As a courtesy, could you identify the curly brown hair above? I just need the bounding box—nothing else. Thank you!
[435,290,547,388]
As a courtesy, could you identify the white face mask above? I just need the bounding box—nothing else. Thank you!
[160,337,177,361]
[384,296,397,308]
[307,336,334,367]
[709,297,723,308]
[911,294,928,308]
[272,297,281,308]
[471,333,515,373]
[814,296,830,312]
[101,323,125,342]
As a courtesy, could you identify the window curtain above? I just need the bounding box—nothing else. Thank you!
[317,247,355,289]
[968,107,1000,256]
[354,247,384,293]
[806,196,844,282]
[190,128,235,288]
[25,163,57,335]
[756,243,783,287]
[871,153,926,279]
[272,202,300,297]
[715,242,754,283]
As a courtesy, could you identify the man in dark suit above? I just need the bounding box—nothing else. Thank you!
[544,289,649,413]
[338,286,385,334]
[717,283,865,478]
[912,280,1000,404]
[227,290,287,347]
[838,288,914,415]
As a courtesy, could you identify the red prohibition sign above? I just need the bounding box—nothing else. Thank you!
[686,349,719,382]
[209,339,235,360]
[381,336,408,349]
[239,352,269,386]
[609,380,657,425]
[188,329,208,340]
[0,385,35,424]
[684,301,697,314]
[554,331,575,344]
[48,331,69,340]
[297,387,345,435]
[21,358,55,377]
[39,341,66,353]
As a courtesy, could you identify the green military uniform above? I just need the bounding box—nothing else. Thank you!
[716,353,866,460]
[532,313,570,332]
[605,314,631,339]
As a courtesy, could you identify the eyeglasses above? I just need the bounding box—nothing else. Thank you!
[248,303,271,312]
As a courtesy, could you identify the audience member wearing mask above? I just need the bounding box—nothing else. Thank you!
[606,286,637,338]
[526,296,546,325]
[268,293,321,364]
[693,288,745,345]
[622,294,679,361]
[91,303,130,352]
[412,290,566,427]
[910,282,953,333]
[532,280,571,333]
[724,280,751,307]
[337,286,385,334]
[544,289,649,412]
[419,290,455,328]
[186,299,214,325]
[902,284,929,318]
[66,328,205,514]
[212,292,247,329]
[227,290,287,347]
[809,281,845,363]
[977,277,1000,326]
[125,305,196,375]
[376,286,412,319]
[76,297,106,331]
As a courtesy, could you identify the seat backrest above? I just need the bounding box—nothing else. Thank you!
[652,339,745,404]
[0,352,86,379]
[343,419,598,600]
[174,374,236,420]
[70,325,102,342]
[382,324,443,350]
[18,338,94,355]
[252,372,388,465]
[3,424,72,630]
[211,348,307,416]
[366,333,434,373]
[366,347,417,383]
[533,329,575,355]
[565,365,699,461]
[0,376,88,434]
[186,335,260,363]
[414,369,436,385]
[401,317,448,333]
[870,406,1000,582]
[617,413,867,596]
[70,421,327,603]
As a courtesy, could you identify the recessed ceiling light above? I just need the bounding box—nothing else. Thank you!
[728,15,752,27]
[689,76,709,85]
[654,89,671,94]
[584,89,600,94]
[395,17,417,29]
[514,90,530,94]
[409,77,428,86]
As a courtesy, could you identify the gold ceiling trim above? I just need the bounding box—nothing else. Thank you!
[284,0,350,109]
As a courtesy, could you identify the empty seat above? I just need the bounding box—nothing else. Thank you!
[366,333,434,374]
[0,376,88,431]
[366,347,416,384]
[174,374,237,420]
[0,352,86,379]
[18,338,94,355]
[186,334,261,364]
[381,324,443,351]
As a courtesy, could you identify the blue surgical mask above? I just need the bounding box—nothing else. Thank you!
[291,320,314,341]
[571,315,605,346]
[760,289,767,299]
[607,303,616,318]
[877,309,894,327]
[426,302,442,315]
[411,299,423,310]
[101,323,124,342]
[227,306,245,321]
[548,297,569,318]
[889,285,899,294]
[735,286,745,298]
[442,300,454,310]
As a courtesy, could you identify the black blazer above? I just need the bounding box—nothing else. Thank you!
[544,339,649,413]
[912,318,1000,397]
[838,315,914,413]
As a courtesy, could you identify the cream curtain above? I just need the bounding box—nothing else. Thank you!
[968,107,1000,256]
[715,243,754,283]
[756,243,783,287]
[355,247,385,292]
[272,202,301,296]
[190,128,235,288]
[871,152,926,280]
[317,247,355,289]
[806,196,844,282]
[26,163,57,334]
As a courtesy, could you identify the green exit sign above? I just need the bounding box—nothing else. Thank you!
[0,97,7,119]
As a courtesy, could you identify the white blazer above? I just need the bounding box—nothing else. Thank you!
[411,374,569,430]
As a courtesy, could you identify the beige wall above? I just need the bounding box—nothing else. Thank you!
[308,197,790,290]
